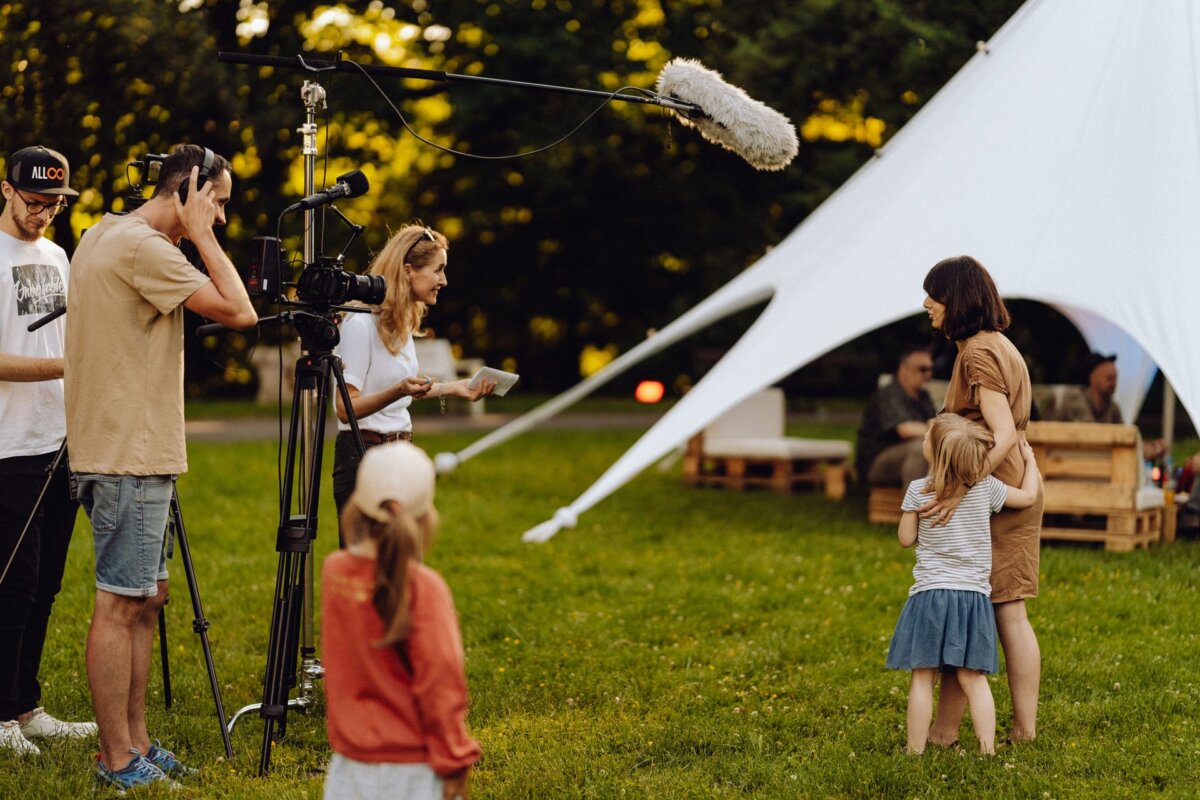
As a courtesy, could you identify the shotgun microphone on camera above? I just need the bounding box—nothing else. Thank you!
[655,58,798,171]
[283,170,370,213]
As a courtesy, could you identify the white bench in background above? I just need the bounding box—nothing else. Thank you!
[683,388,851,499]
[413,338,486,416]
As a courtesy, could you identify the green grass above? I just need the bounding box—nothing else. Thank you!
[3,426,1199,798]
[182,393,681,420]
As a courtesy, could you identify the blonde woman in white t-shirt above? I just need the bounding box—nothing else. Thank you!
[885,413,1040,755]
[332,224,494,544]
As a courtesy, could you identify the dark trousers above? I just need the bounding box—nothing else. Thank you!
[332,431,382,548]
[0,448,79,720]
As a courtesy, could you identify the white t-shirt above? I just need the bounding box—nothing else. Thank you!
[334,311,417,433]
[901,475,1008,597]
[0,230,69,459]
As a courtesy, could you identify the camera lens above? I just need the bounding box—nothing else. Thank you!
[345,274,386,305]
[296,265,386,307]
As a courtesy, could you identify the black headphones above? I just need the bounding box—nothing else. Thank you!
[177,147,215,203]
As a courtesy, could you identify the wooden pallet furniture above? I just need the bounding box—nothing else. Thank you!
[867,486,905,525]
[1025,420,1165,552]
[682,388,851,499]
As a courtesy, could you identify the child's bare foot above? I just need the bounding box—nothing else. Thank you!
[978,740,995,756]
[904,744,925,756]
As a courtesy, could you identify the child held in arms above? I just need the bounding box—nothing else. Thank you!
[322,442,479,799]
[886,414,1040,755]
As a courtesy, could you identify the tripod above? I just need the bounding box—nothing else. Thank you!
[0,441,233,758]
[221,311,365,776]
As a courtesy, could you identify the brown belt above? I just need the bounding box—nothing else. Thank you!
[358,430,413,445]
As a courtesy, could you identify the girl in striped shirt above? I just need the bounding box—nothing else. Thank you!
[886,413,1040,755]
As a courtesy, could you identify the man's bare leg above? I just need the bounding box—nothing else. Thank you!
[88,590,145,771]
[928,671,966,746]
[127,580,169,755]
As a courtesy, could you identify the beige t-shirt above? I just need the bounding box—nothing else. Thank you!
[65,213,211,475]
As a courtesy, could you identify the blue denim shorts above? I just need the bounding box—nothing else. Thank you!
[74,474,174,598]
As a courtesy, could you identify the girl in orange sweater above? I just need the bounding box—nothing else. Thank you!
[322,442,479,799]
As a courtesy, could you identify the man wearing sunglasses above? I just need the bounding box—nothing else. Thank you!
[0,146,98,755]
[857,345,939,488]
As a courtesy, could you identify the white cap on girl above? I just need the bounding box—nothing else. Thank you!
[351,442,436,521]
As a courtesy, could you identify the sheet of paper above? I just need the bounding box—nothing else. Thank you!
[468,366,520,397]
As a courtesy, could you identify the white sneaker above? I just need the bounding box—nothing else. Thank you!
[0,719,40,755]
[19,707,98,739]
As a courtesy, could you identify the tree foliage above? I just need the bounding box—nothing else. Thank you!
[1,0,1027,395]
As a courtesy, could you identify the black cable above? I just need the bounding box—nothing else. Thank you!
[344,59,658,161]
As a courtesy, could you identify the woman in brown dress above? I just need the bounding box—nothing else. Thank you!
[919,255,1043,744]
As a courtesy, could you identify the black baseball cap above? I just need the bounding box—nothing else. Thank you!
[1079,351,1117,384]
[5,146,79,197]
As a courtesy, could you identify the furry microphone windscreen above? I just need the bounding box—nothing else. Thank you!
[655,58,798,171]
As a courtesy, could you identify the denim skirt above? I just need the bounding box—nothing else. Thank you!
[885,588,998,674]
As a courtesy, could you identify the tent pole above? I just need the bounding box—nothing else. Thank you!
[1163,378,1176,459]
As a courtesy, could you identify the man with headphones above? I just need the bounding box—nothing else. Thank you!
[64,144,257,791]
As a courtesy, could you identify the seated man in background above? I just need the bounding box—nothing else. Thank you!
[1042,352,1167,460]
[856,345,937,487]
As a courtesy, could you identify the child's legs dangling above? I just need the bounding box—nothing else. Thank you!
[906,668,937,754]
[955,668,995,754]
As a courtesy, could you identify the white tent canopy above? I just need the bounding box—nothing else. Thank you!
[436,0,1200,542]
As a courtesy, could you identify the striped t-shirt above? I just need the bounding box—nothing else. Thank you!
[901,475,1008,596]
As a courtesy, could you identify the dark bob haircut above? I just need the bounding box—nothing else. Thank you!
[922,255,1011,341]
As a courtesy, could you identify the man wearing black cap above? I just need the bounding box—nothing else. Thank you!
[0,146,98,755]
[1043,352,1168,459]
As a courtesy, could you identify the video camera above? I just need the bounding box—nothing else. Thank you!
[123,153,169,211]
[245,237,384,308]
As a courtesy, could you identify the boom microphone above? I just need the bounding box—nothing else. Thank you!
[655,58,798,171]
[283,170,370,213]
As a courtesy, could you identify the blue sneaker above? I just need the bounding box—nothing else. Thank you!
[147,740,196,778]
[95,748,174,794]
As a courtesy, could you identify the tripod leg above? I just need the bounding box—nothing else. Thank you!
[331,357,368,458]
[158,608,172,709]
[170,490,235,758]
[256,350,336,776]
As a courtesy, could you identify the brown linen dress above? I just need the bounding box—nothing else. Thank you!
[943,331,1044,603]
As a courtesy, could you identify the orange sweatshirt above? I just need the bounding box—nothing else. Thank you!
[321,552,481,775]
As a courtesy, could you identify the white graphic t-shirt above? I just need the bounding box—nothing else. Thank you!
[0,229,69,459]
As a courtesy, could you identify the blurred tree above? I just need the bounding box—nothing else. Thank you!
[1,0,1030,396]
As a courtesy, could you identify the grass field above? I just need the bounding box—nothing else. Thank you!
[2,422,1198,799]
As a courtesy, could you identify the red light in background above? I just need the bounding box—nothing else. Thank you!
[635,380,665,404]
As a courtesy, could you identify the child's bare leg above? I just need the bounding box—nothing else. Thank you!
[956,668,995,755]
[906,668,937,754]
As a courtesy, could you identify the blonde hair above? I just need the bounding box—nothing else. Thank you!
[925,413,994,501]
[369,223,450,354]
[342,500,440,648]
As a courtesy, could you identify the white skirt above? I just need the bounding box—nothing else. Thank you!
[324,755,443,800]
